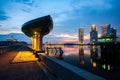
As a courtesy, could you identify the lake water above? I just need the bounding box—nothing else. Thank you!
[45,44,120,79]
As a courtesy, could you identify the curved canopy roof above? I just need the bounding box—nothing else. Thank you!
[22,15,53,37]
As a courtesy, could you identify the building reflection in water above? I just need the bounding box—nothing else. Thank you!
[44,44,64,59]
[78,46,84,64]
[90,46,98,68]
[45,43,120,72]
[90,44,120,71]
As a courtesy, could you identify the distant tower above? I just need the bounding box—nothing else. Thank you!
[90,24,98,44]
[79,28,84,44]
[101,24,110,37]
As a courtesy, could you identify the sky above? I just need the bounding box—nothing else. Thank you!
[0,0,120,43]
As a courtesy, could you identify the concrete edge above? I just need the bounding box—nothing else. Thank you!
[39,53,105,80]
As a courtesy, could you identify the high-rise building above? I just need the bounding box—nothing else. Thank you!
[101,24,117,42]
[90,24,98,44]
[101,24,110,37]
[110,27,117,41]
[79,28,84,44]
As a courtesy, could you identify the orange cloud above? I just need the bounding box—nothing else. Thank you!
[84,34,90,40]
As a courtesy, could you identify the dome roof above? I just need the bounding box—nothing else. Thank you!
[22,15,53,37]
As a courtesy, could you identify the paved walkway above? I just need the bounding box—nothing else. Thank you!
[12,51,38,63]
[0,46,49,80]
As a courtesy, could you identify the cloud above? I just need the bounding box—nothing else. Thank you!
[71,0,112,10]
[84,34,90,40]
[13,0,34,6]
[0,15,10,20]
[0,10,10,20]
[0,27,22,34]
[54,33,77,38]
[44,33,78,43]
[21,7,32,13]
[49,33,87,43]
[0,0,73,34]
[53,14,68,24]
[45,33,102,43]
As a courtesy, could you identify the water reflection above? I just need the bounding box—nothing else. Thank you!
[98,44,120,71]
[90,46,98,68]
[78,46,84,64]
[45,47,64,59]
[44,44,120,79]
[44,44,120,71]
[89,45,120,71]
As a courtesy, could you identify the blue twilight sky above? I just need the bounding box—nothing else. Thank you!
[0,0,120,43]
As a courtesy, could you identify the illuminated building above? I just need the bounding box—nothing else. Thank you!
[90,24,98,44]
[22,15,53,51]
[78,28,84,44]
[110,27,116,42]
[100,24,117,42]
[101,24,110,37]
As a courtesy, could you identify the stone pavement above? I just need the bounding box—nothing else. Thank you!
[0,46,50,80]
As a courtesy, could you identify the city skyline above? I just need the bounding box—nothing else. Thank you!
[0,0,120,43]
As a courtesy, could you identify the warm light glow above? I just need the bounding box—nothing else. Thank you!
[34,31,37,34]
[34,37,37,49]
[84,49,90,55]
[93,62,97,67]
[31,34,40,51]
[79,45,84,48]
[84,34,90,40]
[12,51,38,63]
[63,46,78,56]
[90,24,98,32]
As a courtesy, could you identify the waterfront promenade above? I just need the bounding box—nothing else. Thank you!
[0,46,58,80]
[0,45,106,80]
[1,42,120,80]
